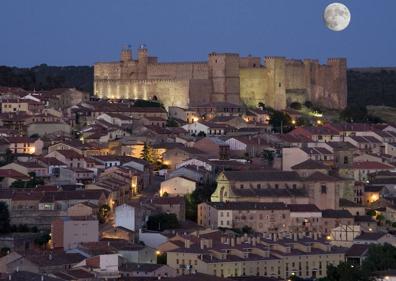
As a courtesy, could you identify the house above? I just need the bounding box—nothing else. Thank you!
[151,196,186,222]
[354,232,396,246]
[193,137,230,159]
[27,122,72,138]
[0,169,30,188]
[4,251,85,274]
[198,201,290,232]
[115,204,138,232]
[163,146,206,170]
[138,116,167,127]
[282,146,334,171]
[0,161,48,177]
[159,176,197,197]
[67,202,98,217]
[51,216,99,250]
[288,204,322,233]
[345,244,369,266]
[352,161,394,181]
[97,112,134,127]
[320,209,354,234]
[119,263,177,278]
[2,136,43,155]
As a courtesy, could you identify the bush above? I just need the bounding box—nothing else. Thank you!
[304,101,313,108]
[367,210,376,217]
[290,102,302,110]
[146,213,179,231]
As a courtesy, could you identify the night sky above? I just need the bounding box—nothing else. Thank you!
[1,0,395,67]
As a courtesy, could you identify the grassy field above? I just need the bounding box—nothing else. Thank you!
[367,105,396,123]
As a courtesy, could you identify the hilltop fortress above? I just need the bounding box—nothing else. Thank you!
[94,46,347,110]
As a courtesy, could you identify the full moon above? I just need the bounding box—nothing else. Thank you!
[323,3,351,32]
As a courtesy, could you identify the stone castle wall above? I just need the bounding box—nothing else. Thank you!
[94,47,347,110]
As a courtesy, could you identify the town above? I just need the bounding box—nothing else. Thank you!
[0,83,395,281]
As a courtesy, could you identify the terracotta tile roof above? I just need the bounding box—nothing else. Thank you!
[223,170,301,182]
[288,204,321,213]
[291,159,329,170]
[151,196,185,205]
[53,149,84,159]
[0,169,30,179]
[354,231,388,241]
[352,161,394,170]
[322,209,353,218]
[346,244,369,257]
[304,171,340,182]
[207,201,288,211]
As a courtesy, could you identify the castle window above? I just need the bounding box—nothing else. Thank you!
[278,82,281,87]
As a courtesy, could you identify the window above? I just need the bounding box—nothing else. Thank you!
[321,185,327,194]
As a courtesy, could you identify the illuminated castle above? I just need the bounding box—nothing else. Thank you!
[94,46,347,110]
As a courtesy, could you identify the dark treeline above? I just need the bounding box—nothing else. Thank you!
[1,65,396,108]
[0,64,93,93]
[348,69,396,107]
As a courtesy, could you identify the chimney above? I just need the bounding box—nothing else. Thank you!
[185,239,191,249]
[236,237,241,245]
[8,275,11,281]
[200,240,205,250]
[41,276,44,281]
[252,237,256,246]
[247,237,252,244]
[48,254,52,261]
[231,238,235,247]
[313,232,318,240]
[293,233,298,241]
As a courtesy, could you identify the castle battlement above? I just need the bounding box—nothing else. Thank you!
[94,47,347,111]
[209,52,239,57]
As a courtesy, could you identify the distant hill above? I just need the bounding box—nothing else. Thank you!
[347,68,396,107]
[0,64,93,93]
[0,65,395,108]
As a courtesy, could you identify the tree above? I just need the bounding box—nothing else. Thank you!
[340,105,369,123]
[140,142,155,164]
[166,117,179,127]
[185,182,217,221]
[146,213,179,231]
[98,204,111,224]
[269,110,293,133]
[304,101,313,108]
[10,180,26,189]
[197,131,206,137]
[34,232,51,248]
[290,102,302,110]
[367,210,376,217]
[0,202,10,234]
[261,149,274,165]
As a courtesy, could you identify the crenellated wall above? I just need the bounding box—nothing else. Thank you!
[94,47,347,110]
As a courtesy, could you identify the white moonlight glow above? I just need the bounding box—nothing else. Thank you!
[323,2,351,32]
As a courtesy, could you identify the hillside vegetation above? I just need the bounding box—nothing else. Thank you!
[0,64,93,93]
[0,65,395,110]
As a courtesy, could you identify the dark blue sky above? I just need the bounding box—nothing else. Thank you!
[1,0,395,67]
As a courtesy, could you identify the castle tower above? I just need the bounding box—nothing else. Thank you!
[208,53,240,105]
[264,56,286,110]
[137,45,148,79]
[303,59,320,102]
[120,47,132,62]
[327,58,347,109]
